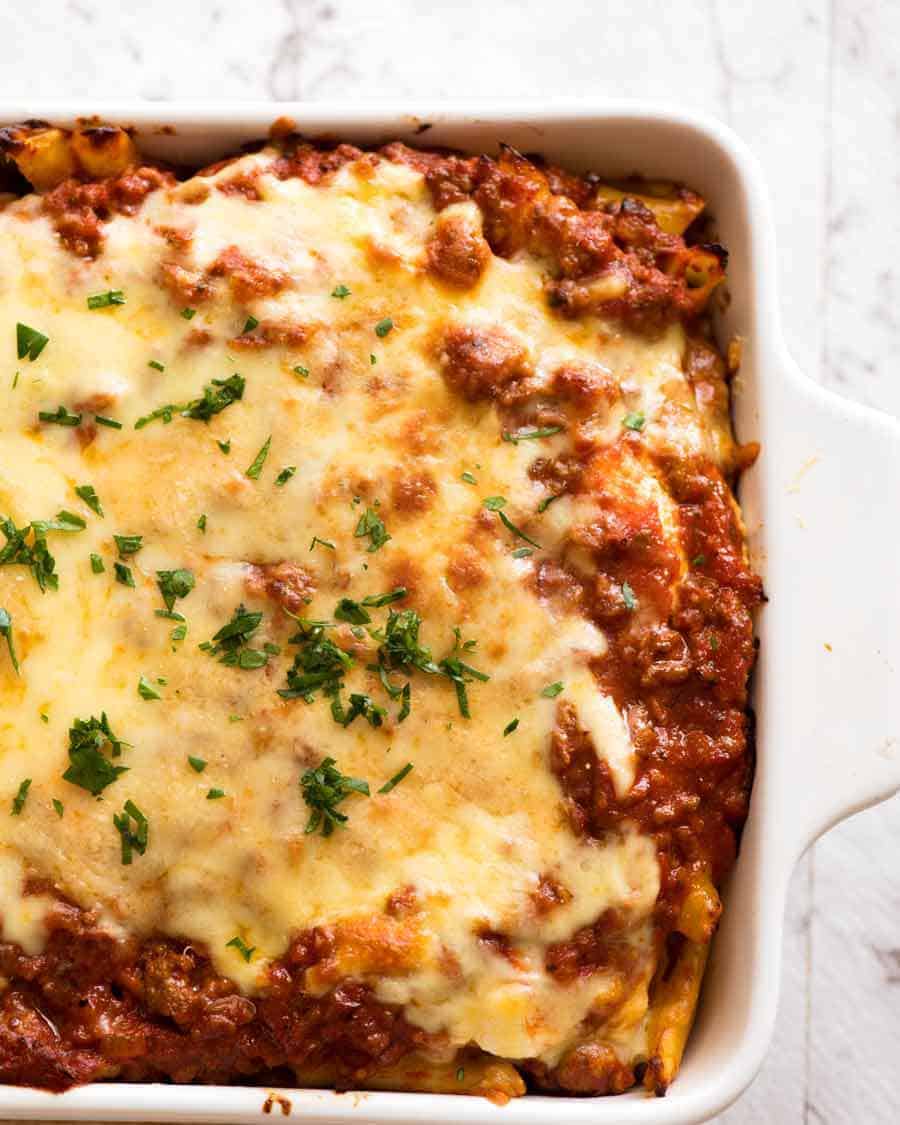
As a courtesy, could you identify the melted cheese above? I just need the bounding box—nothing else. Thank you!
[0,149,731,1068]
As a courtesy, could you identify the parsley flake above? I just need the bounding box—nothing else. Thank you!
[309,535,335,552]
[300,757,369,836]
[242,314,259,334]
[156,568,195,613]
[378,762,413,794]
[206,788,226,800]
[135,374,245,429]
[541,681,564,699]
[622,411,646,432]
[218,439,231,454]
[537,493,562,513]
[226,935,256,962]
[75,484,103,517]
[95,414,123,429]
[197,514,207,533]
[148,359,165,372]
[137,675,162,701]
[293,364,309,379]
[187,756,207,773]
[16,323,48,362]
[11,779,31,816]
[39,404,81,427]
[0,608,20,675]
[374,317,394,338]
[354,507,391,553]
[461,471,478,485]
[275,465,296,486]
[331,285,351,299]
[113,800,148,864]
[114,562,135,587]
[361,587,407,608]
[503,718,519,736]
[502,425,563,444]
[90,553,105,574]
[63,714,129,795]
[87,290,126,310]
[201,605,270,669]
[52,798,64,818]
[245,435,271,480]
[622,581,637,611]
[181,307,196,320]
[114,534,143,557]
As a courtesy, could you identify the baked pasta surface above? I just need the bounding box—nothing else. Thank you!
[0,122,761,1098]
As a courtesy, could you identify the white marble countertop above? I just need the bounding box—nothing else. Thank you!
[1,1,898,1122]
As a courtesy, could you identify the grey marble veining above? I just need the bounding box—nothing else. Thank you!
[0,1,897,1120]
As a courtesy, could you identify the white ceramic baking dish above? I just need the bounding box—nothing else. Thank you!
[0,100,898,1125]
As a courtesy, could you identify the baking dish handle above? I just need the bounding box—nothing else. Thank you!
[766,355,900,860]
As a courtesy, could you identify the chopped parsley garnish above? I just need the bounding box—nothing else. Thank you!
[461,471,478,485]
[502,425,563,443]
[206,788,225,800]
[135,374,245,429]
[187,756,207,773]
[39,404,81,427]
[87,289,126,310]
[0,514,84,592]
[75,484,103,517]
[114,562,135,587]
[622,581,637,611]
[503,718,519,736]
[218,439,231,454]
[537,493,562,513]
[63,713,129,795]
[293,365,309,378]
[361,587,407,608]
[137,675,162,701]
[16,323,48,362]
[378,762,413,794]
[482,496,540,549]
[112,800,148,864]
[374,317,394,338]
[200,605,270,669]
[334,597,371,625]
[32,510,85,535]
[300,756,369,836]
[148,359,166,372]
[354,507,390,552]
[114,534,143,557]
[11,779,31,816]
[437,628,489,719]
[541,681,564,699]
[52,798,64,818]
[331,284,351,299]
[171,623,187,643]
[331,692,387,729]
[622,411,646,432]
[181,307,196,320]
[95,414,123,429]
[197,514,207,533]
[512,547,533,559]
[245,435,271,480]
[275,465,296,486]
[692,554,706,567]
[90,553,105,573]
[309,535,334,552]
[278,620,353,703]
[242,314,259,333]
[456,1067,465,1083]
[0,608,19,675]
[376,609,440,676]
[370,353,377,365]
[226,935,256,962]
[156,568,195,613]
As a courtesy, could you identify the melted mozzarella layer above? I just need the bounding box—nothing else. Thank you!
[0,149,728,1065]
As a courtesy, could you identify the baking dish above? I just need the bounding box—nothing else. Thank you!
[0,99,897,1125]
